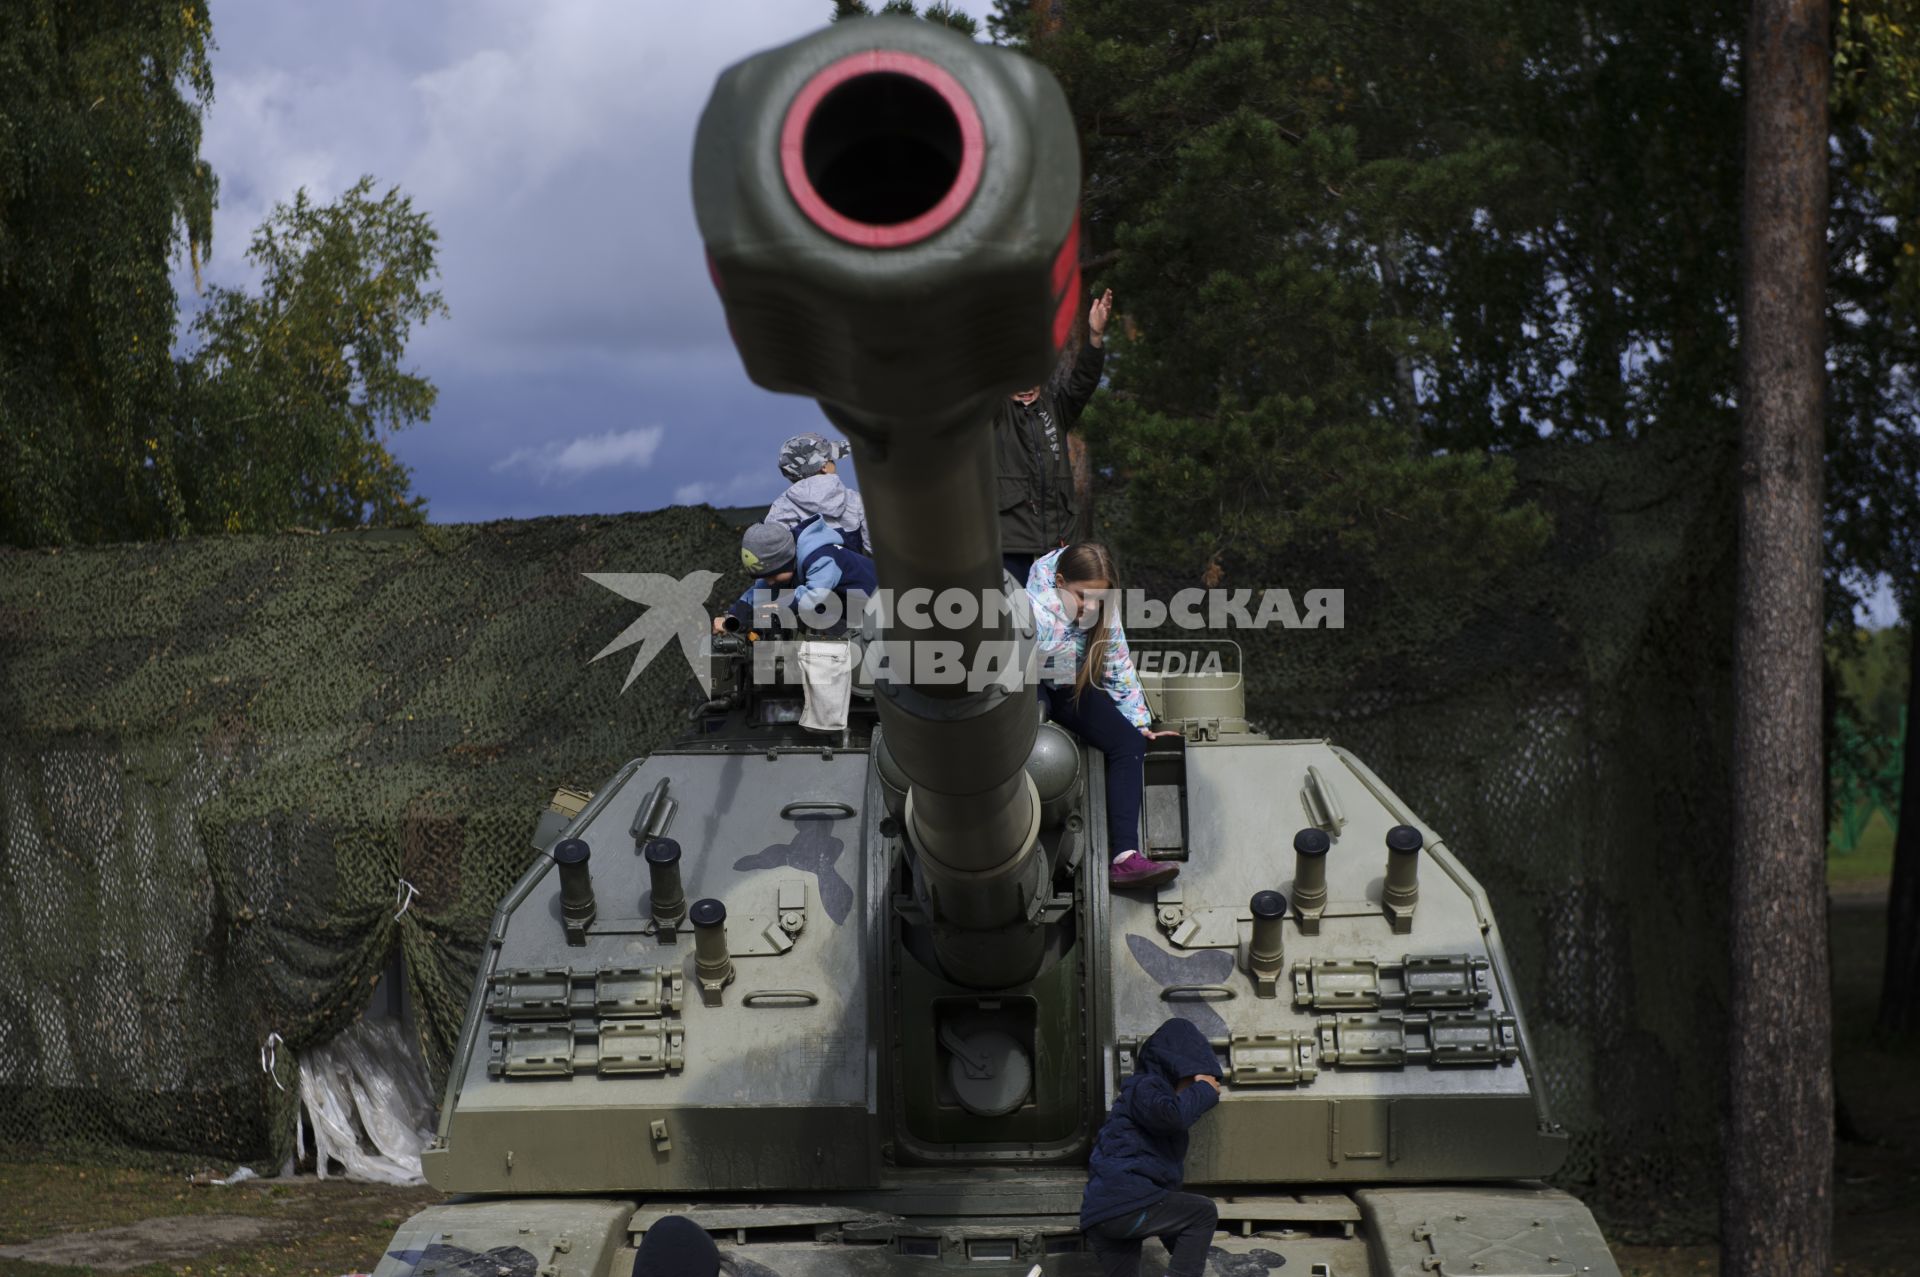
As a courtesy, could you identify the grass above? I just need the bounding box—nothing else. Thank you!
[0,1164,441,1277]
[1830,808,1898,885]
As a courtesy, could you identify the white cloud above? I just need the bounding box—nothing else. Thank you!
[492,426,665,483]
[673,471,778,508]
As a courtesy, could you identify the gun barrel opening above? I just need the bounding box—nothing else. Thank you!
[780,52,983,246]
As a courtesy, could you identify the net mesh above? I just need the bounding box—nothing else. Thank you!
[1215,431,1736,1239]
[0,438,1734,1241]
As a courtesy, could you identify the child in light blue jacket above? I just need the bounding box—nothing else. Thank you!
[1027,543,1180,889]
[767,432,871,555]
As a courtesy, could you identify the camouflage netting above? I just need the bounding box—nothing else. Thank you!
[0,435,1734,1242]
[0,508,753,1171]
[1205,429,1737,1241]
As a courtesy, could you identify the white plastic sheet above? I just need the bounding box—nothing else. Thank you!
[295,1016,436,1185]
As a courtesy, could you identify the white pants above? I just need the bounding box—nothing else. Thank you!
[797,640,852,733]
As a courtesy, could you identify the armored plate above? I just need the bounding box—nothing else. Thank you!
[1354,1186,1621,1276]
[1103,739,1563,1183]
[426,749,876,1194]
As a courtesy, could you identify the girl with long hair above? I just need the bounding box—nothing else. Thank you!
[1027,542,1182,889]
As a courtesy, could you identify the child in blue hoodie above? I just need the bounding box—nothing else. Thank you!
[717,515,877,636]
[717,516,878,733]
[1079,1017,1223,1277]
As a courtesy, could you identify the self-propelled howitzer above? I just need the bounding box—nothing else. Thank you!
[371,18,1623,1277]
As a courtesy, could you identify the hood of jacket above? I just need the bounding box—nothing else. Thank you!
[774,473,851,521]
[793,513,844,559]
[1136,1017,1218,1084]
[1027,545,1065,593]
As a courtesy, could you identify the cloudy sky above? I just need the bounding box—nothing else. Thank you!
[183,1,999,524]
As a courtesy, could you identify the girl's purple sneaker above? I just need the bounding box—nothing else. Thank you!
[1109,850,1178,890]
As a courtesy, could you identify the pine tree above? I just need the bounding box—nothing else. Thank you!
[1724,0,1835,1270]
[1007,0,1553,588]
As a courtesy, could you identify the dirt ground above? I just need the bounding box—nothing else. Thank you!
[0,1167,441,1276]
[1,890,1915,1277]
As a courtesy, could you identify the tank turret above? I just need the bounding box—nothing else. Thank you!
[371,19,1624,1277]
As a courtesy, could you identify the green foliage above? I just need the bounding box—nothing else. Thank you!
[1022,0,1552,584]
[1827,626,1908,852]
[1415,0,1748,452]
[0,0,217,546]
[986,0,1037,45]
[1828,807,1896,877]
[1,7,443,547]
[1835,0,1920,317]
[831,0,980,37]
[1830,709,1903,852]
[1831,0,1920,620]
[181,178,446,533]
[1008,0,1920,609]
[1832,625,1913,739]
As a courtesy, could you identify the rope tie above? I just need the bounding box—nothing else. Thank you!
[259,1031,286,1092]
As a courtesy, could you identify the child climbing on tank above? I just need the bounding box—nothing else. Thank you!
[1079,1016,1223,1276]
[1026,542,1182,889]
[717,517,877,733]
[766,431,871,554]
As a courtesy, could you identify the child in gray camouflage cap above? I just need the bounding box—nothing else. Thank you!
[768,432,871,555]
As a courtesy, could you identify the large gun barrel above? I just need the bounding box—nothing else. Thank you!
[693,18,1081,988]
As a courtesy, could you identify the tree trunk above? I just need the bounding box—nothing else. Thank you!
[1724,0,1833,1271]
[1067,432,1094,543]
[1878,613,1919,1035]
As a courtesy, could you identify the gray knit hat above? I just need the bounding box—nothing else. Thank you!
[777,432,851,482]
[740,521,796,574]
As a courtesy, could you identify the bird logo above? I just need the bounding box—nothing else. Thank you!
[584,570,725,694]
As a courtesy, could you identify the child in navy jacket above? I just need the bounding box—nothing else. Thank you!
[718,516,876,636]
[1079,1017,1223,1277]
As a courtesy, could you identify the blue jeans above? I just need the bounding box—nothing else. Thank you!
[1040,682,1145,857]
[1002,552,1037,586]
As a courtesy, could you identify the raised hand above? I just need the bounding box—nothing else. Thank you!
[1088,288,1114,340]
